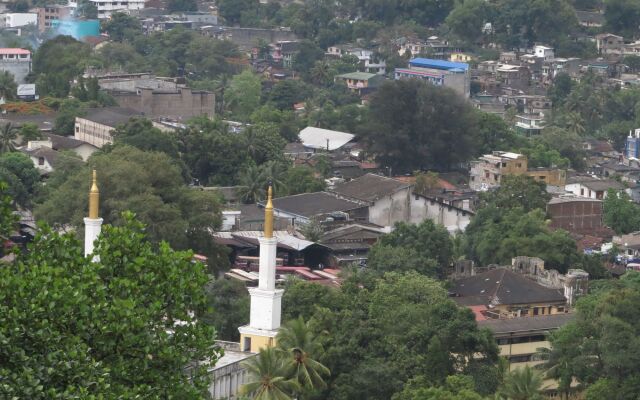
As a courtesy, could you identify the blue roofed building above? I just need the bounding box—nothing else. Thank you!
[394,58,470,98]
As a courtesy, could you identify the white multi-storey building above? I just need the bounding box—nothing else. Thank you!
[88,0,145,19]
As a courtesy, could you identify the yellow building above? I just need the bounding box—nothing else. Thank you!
[525,167,567,186]
[450,52,473,62]
[451,268,568,319]
[480,314,576,390]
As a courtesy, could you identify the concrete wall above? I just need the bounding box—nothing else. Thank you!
[99,78,178,92]
[410,194,472,233]
[368,187,412,227]
[112,88,215,119]
[222,27,298,50]
[548,200,603,233]
[74,117,114,148]
[0,60,30,83]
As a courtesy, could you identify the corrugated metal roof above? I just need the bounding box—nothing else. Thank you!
[409,58,469,71]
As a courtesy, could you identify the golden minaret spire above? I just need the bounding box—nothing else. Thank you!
[88,169,99,219]
[264,184,273,238]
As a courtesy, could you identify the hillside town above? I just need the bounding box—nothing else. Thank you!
[3,0,640,399]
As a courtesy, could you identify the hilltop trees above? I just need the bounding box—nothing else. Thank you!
[362,80,479,173]
[0,216,219,398]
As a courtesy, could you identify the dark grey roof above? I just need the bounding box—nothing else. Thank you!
[0,113,57,131]
[81,107,143,127]
[45,133,96,150]
[451,268,567,306]
[266,192,366,218]
[580,179,625,192]
[331,173,410,202]
[479,313,575,335]
[320,223,384,242]
[22,147,60,168]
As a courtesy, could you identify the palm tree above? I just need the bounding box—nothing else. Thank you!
[260,161,287,196]
[0,71,16,101]
[0,123,17,153]
[240,347,300,400]
[237,164,266,204]
[310,61,331,86]
[277,317,330,396]
[565,112,585,136]
[497,366,545,400]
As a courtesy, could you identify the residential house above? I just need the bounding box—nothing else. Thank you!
[334,72,385,95]
[596,33,624,55]
[74,107,142,148]
[35,5,72,32]
[450,52,473,63]
[394,58,470,98]
[87,0,145,19]
[515,114,545,136]
[4,13,37,28]
[45,133,98,160]
[330,173,412,227]
[534,45,554,61]
[0,48,31,83]
[496,64,530,89]
[319,223,386,266]
[547,197,605,235]
[469,152,528,190]
[263,192,369,226]
[270,41,298,69]
[480,314,575,372]
[471,93,506,117]
[623,40,640,56]
[20,141,61,174]
[470,151,566,190]
[565,177,625,199]
[326,45,386,74]
[451,268,569,318]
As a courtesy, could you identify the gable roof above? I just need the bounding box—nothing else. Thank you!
[46,133,97,150]
[580,179,625,192]
[81,107,142,127]
[331,173,411,202]
[320,223,386,242]
[451,268,566,306]
[479,313,575,335]
[264,192,366,219]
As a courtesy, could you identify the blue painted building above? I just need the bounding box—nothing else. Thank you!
[51,19,100,40]
[626,129,640,159]
[394,58,470,98]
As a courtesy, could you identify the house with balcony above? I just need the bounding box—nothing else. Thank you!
[334,72,385,95]
[596,33,624,56]
[326,45,386,75]
[469,151,528,191]
[270,41,299,69]
[515,114,545,136]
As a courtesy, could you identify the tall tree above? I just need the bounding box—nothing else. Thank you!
[240,347,300,400]
[497,366,545,400]
[0,151,40,207]
[0,216,220,398]
[479,175,551,213]
[277,317,330,396]
[603,189,640,234]
[226,70,262,121]
[0,70,17,101]
[362,80,479,172]
[0,123,17,153]
[101,12,142,42]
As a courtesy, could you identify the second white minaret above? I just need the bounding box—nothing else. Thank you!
[238,185,284,352]
[84,170,103,258]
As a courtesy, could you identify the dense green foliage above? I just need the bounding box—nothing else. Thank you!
[363,80,480,172]
[368,219,452,278]
[283,272,501,399]
[603,189,640,234]
[0,216,219,398]
[546,272,640,399]
[0,152,40,207]
[480,175,551,213]
[34,146,222,255]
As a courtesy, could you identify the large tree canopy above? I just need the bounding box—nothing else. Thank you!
[362,80,479,172]
[34,145,222,254]
[0,216,219,398]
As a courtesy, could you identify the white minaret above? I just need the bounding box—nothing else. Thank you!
[83,170,103,258]
[238,185,284,353]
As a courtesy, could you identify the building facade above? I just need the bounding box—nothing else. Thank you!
[394,58,470,98]
[0,48,31,83]
[35,5,72,32]
[469,152,528,190]
[89,0,145,19]
[110,87,215,120]
[4,13,37,28]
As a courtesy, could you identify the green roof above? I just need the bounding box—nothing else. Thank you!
[336,72,377,81]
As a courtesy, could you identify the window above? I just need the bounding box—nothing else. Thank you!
[485,171,490,178]
[38,157,44,165]
[539,175,546,180]
[580,188,584,196]
[516,163,522,168]
[501,162,507,167]
[242,337,251,352]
